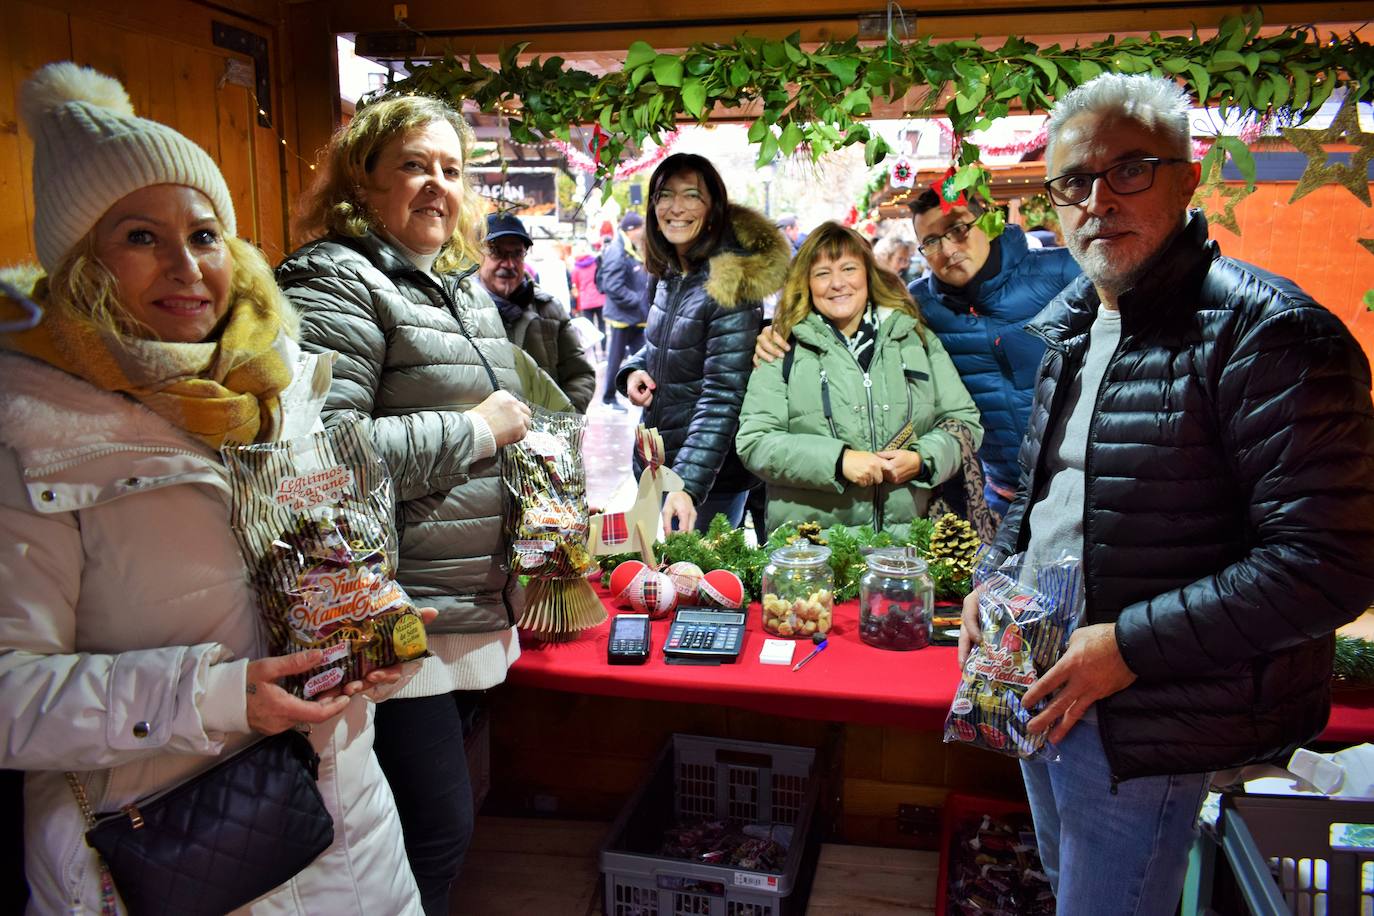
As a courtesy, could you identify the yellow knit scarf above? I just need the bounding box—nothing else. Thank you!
[1,278,294,449]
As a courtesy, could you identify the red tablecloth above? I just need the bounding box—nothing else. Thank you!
[508,585,1374,742]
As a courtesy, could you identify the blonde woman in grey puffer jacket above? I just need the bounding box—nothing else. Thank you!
[277,93,568,916]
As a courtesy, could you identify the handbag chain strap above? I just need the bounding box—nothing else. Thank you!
[64,771,120,916]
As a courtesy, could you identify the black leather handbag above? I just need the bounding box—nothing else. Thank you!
[67,729,334,916]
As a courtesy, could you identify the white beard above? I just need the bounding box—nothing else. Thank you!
[1066,210,1182,297]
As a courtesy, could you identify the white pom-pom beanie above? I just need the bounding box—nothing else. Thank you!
[19,61,237,271]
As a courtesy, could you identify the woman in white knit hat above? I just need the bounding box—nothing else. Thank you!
[0,62,421,914]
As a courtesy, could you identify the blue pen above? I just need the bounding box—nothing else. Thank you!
[792,635,828,672]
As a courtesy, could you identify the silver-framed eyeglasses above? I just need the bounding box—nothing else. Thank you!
[917,219,977,256]
[653,189,707,209]
[1044,157,1189,206]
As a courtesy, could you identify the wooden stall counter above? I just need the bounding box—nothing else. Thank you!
[489,586,1374,846]
[508,585,1374,743]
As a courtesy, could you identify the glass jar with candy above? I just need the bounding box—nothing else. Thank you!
[859,549,935,650]
[760,544,833,638]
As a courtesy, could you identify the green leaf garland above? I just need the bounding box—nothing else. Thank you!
[387,10,1374,201]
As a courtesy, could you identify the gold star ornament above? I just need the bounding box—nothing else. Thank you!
[1281,90,1374,206]
[1191,157,1247,235]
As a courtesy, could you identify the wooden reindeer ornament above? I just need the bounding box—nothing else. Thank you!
[587,426,684,566]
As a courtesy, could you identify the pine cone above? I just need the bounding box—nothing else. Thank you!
[929,513,981,579]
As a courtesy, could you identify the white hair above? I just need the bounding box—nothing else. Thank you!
[1046,73,1193,167]
[873,236,913,259]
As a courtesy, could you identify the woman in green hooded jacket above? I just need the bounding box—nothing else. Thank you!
[737,221,982,531]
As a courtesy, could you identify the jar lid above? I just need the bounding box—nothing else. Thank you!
[865,547,930,577]
[769,543,832,566]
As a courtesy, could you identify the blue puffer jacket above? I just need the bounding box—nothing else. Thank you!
[908,226,1079,488]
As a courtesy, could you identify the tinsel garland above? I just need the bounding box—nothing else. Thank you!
[550,130,680,179]
[933,117,1271,162]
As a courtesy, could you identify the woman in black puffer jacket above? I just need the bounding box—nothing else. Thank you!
[618,154,789,533]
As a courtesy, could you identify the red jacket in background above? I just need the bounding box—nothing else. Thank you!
[570,255,606,312]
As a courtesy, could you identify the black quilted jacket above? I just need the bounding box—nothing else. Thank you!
[993,212,1374,781]
[617,205,789,504]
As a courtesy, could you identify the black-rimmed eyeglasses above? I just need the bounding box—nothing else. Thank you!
[1044,157,1190,206]
[486,245,527,263]
[917,219,977,256]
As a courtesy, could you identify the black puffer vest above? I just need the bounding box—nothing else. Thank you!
[993,212,1374,781]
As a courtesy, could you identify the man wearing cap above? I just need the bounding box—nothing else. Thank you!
[775,215,805,253]
[479,213,597,412]
[598,212,649,411]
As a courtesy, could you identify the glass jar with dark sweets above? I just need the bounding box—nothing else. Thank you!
[761,544,834,638]
[859,549,935,650]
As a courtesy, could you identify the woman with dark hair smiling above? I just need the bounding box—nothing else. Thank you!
[617,153,789,533]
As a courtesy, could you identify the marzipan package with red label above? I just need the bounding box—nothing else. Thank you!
[224,418,428,697]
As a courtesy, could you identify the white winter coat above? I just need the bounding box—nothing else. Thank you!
[0,348,421,915]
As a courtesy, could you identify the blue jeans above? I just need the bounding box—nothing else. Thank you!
[692,489,749,532]
[1020,720,1210,915]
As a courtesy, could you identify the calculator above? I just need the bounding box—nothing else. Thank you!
[663,607,746,662]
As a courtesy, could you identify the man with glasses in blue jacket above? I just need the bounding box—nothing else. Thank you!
[907,191,1080,519]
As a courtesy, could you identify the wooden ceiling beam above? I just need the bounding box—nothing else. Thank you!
[342,1,1369,58]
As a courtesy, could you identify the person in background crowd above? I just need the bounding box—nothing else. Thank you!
[277,92,569,916]
[756,192,1078,524]
[776,214,805,253]
[0,62,421,914]
[598,212,649,412]
[873,236,915,280]
[1027,222,1062,248]
[618,153,787,533]
[479,212,597,412]
[963,72,1374,914]
[569,238,606,337]
[737,222,982,531]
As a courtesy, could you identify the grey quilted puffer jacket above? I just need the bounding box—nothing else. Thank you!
[277,232,524,635]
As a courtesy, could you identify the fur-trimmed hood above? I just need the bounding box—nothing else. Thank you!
[703,204,791,309]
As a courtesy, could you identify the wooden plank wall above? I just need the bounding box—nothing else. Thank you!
[0,0,302,268]
[1205,180,1374,357]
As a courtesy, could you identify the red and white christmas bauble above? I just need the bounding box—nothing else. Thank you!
[627,570,677,619]
[664,561,704,603]
[698,569,745,610]
[609,560,648,609]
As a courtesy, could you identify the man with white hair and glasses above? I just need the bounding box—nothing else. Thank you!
[961,73,1374,912]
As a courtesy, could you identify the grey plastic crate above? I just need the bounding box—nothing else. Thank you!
[600,734,823,916]
[1187,792,1374,916]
